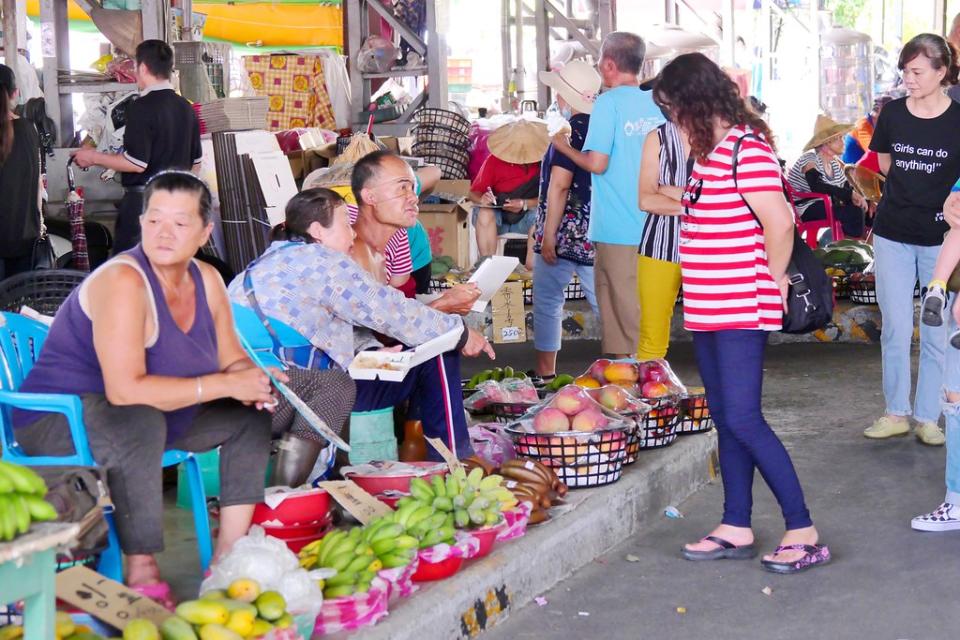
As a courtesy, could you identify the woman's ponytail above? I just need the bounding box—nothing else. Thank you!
[947,41,960,85]
[0,65,15,165]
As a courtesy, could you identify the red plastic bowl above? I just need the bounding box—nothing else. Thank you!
[281,528,330,554]
[374,493,408,509]
[344,462,447,495]
[261,517,331,540]
[252,489,331,527]
[411,555,463,582]
[469,524,503,559]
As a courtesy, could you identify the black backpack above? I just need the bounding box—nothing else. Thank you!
[730,133,833,334]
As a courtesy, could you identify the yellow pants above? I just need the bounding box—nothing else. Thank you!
[636,255,682,360]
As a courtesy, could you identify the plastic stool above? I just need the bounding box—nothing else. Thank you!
[348,408,398,464]
[0,549,56,638]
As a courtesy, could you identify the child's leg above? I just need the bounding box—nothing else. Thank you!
[923,229,960,328]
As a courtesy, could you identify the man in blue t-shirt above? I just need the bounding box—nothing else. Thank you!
[552,32,664,357]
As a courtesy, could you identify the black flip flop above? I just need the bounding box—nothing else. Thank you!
[761,543,831,574]
[682,535,757,561]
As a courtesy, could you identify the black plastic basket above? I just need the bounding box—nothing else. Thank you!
[505,424,629,488]
[412,107,471,136]
[0,269,87,316]
[412,124,470,150]
[417,149,469,180]
[848,278,877,305]
[522,277,585,305]
[677,390,715,435]
[635,396,681,449]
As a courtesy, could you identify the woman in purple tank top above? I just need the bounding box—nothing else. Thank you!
[16,172,277,604]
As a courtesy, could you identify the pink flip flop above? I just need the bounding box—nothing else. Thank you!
[129,581,177,611]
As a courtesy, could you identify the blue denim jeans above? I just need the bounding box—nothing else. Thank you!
[940,315,960,504]
[692,330,812,530]
[873,235,948,423]
[531,254,598,352]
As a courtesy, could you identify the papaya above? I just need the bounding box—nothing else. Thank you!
[122,619,160,640]
[197,624,242,640]
[174,600,230,626]
[253,591,286,622]
[159,616,198,640]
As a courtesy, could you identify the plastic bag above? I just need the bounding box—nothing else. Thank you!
[357,36,397,73]
[516,385,626,434]
[469,423,516,466]
[464,379,539,411]
[199,526,324,621]
[586,385,651,417]
[577,358,686,400]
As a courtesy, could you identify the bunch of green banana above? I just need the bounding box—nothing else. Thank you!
[297,527,382,599]
[544,373,575,392]
[382,497,456,549]
[0,460,57,542]
[464,366,526,390]
[405,467,517,530]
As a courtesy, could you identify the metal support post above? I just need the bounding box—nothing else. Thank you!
[41,0,73,143]
[2,0,19,65]
[534,0,550,109]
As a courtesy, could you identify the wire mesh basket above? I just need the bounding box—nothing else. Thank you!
[505,424,629,488]
[473,402,538,423]
[412,141,470,165]
[848,277,877,305]
[417,149,469,179]
[677,388,715,435]
[411,124,470,150]
[412,108,471,136]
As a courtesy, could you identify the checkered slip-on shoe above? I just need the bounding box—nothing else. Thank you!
[911,503,960,532]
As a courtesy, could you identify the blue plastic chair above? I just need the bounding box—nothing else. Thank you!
[0,312,213,581]
[231,303,339,480]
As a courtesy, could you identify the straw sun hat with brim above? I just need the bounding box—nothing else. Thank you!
[538,60,602,114]
[487,119,551,165]
[803,114,854,151]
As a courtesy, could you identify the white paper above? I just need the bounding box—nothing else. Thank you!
[468,256,520,312]
[248,151,298,227]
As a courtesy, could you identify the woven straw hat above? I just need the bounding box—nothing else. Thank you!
[487,119,550,164]
[538,60,602,114]
[803,114,854,151]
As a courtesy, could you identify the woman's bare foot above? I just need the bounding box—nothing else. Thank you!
[684,524,754,552]
[125,554,162,587]
[763,525,819,563]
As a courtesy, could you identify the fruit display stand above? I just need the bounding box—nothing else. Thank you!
[0,522,78,638]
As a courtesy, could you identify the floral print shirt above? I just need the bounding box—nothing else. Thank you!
[532,113,594,265]
[228,241,463,370]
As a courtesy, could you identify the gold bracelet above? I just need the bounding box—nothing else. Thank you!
[196,376,203,405]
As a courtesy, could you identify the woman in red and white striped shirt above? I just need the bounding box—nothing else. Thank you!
[654,53,829,574]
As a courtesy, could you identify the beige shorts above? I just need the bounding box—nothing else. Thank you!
[593,242,640,356]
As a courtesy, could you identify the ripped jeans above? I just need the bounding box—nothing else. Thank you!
[940,315,960,504]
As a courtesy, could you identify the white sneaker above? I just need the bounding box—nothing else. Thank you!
[912,503,960,531]
[916,421,946,446]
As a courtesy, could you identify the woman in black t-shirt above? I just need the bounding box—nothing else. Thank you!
[0,64,41,280]
[866,35,960,451]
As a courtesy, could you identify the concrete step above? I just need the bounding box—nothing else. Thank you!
[349,431,717,640]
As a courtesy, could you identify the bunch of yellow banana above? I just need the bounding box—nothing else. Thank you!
[406,467,517,530]
[298,527,384,599]
[0,612,96,640]
[0,460,57,542]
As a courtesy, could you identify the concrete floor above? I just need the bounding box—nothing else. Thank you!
[485,341,960,640]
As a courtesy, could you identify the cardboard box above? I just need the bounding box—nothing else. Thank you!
[286,148,328,182]
[491,281,527,344]
[419,179,472,269]
[57,566,170,629]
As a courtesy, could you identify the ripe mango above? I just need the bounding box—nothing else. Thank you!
[249,620,273,636]
[225,610,255,638]
[197,625,242,640]
[273,613,294,629]
[200,590,227,601]
[253,591,286,622]
[158,616,198,640]
[220,600,257,616]
[122,619,160,640]
[174,600,229,626]
[226,578,261,604]
[55,612,77,638]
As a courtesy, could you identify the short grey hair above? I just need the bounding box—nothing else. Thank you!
[600,32,646,75]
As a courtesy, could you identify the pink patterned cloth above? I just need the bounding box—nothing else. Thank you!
[418,531,481,563]
[378,556,420,599]
[312,576,390,635]
[497,502,532,542]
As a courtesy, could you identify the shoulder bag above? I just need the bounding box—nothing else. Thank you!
[730,133,834,334]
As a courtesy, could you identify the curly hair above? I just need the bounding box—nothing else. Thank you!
[652,53,774,161]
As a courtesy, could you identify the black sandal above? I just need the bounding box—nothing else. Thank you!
[761,544,831,574]
[682,535,757,561]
